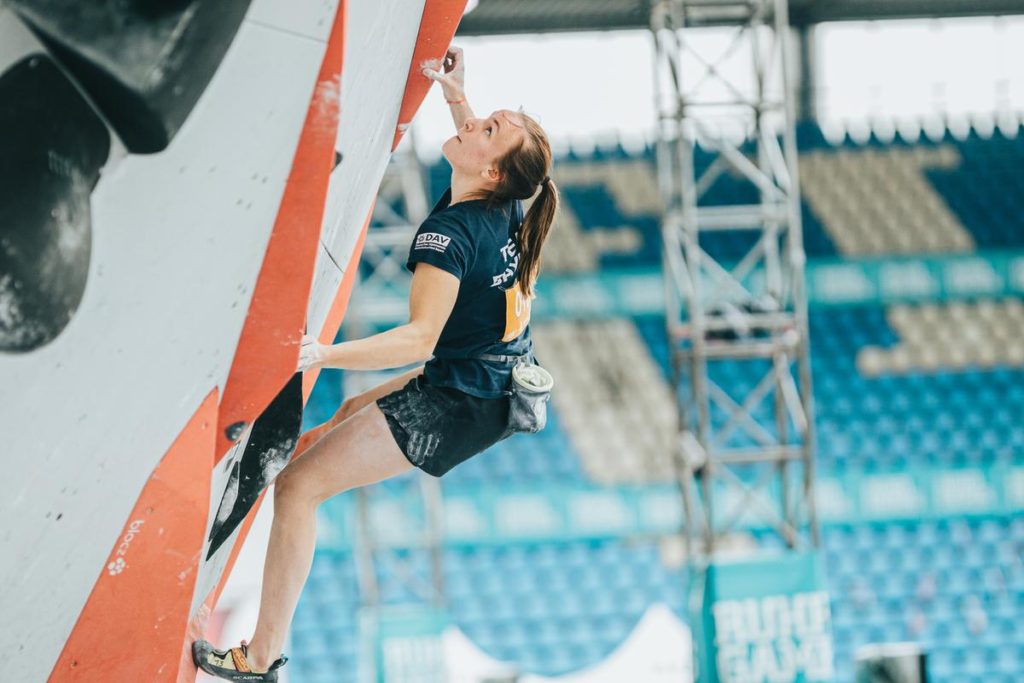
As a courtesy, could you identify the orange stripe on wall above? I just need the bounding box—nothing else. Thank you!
[392,0,470,151]
[215,1,348,460]
[49,389,219,682]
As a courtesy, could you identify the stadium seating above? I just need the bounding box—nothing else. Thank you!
[423,118,1024,266]
[294,120,1024,681]
[288,516,1023,683]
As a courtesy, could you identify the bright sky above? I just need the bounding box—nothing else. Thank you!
[405,14,1024,161]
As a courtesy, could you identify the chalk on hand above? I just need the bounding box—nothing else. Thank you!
[421,56,443,80]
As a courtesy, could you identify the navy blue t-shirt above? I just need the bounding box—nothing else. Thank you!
[406,187,535,399]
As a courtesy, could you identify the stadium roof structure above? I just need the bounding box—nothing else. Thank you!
[456,0,1024,35]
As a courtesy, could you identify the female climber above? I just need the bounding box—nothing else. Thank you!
[192,44,559,680]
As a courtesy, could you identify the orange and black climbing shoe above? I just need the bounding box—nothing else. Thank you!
[192,638,288,682]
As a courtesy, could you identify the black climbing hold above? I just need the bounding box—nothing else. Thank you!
[207,373,303,558]
[10,0,252,153]
[0,54,108,353]
[225,421,248,442]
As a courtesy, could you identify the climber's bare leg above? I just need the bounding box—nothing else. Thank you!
[244,367,424,670]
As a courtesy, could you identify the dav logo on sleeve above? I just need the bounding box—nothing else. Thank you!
[415,232,451,253]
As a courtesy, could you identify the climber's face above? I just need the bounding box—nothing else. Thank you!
[442,109,526,186]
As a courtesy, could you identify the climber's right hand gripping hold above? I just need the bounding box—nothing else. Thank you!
[422,45,465,101]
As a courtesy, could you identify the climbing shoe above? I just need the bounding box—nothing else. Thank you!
[192,638,288,682]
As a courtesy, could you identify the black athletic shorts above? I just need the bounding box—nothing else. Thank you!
[375,373,513,477]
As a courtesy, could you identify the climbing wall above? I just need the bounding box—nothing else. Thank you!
[0,0,466,680]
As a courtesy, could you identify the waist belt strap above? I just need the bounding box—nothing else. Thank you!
[474,352,531,363]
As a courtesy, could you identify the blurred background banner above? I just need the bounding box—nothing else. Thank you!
[697,554,833,682]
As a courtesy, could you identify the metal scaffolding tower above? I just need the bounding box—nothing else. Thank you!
[649,0,819,572]
[348,139,433,327]
[345,134,448,620]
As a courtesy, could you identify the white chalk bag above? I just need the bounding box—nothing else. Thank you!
[507,360,554,434]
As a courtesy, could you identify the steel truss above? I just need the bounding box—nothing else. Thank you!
[649,0,819,570]
[348,139,432,324]
[347,137,447,613]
